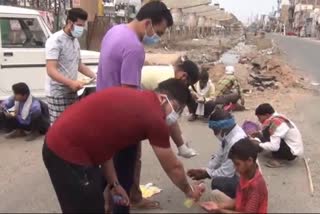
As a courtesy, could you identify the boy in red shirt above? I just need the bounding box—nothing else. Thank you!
[200,137,268,213]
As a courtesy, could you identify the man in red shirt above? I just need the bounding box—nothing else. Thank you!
[42,79,204,213]
[200,138,268,213]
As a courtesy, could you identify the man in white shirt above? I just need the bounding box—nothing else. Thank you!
[187,107,247,198]
[254,103,304,168]
[45,8,96,123]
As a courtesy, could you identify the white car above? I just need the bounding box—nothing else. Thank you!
[0,6,100,100]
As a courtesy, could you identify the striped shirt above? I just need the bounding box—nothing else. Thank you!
[45,30,81,97]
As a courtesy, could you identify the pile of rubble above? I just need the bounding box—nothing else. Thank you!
[240,54,303,91]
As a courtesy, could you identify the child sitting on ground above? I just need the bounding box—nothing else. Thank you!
[200,137,268,213]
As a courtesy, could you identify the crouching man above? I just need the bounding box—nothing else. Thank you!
[187,108,247,199]
[253,103,304,168]
[0,82,49,141]
[43,79,204,213]
[188,69,215,121]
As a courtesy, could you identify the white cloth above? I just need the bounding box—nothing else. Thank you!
[15,95,33,120]
[259,113,304,156]
[225,66,235,75]
[196,103,205,116]
[195,80,213,116]
[206,125,247,178]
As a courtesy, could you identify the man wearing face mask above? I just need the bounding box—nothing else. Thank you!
[45,8,96,124]
[96,0,174,211]
[187,107,247,199]
[43,79,204,213]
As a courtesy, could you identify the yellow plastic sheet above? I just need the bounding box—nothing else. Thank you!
[139,183,162,198]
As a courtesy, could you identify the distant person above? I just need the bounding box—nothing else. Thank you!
[45,8,96,123]
[188,69,215,121]
[187,107,246,199]
[96,1,174,210]
[214,65,245,111]
[200,138,268,214]
[0,83,49,141]
[252,103,304,168]
[141,59,200,158]
[43,79,204,213]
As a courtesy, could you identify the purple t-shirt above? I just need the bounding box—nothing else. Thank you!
[96,24,145,91]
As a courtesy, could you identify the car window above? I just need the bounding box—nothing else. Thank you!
[0,18,46,48]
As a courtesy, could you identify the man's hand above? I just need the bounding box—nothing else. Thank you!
[187,169,209,180]
[191,92,199,100]
[185,183,205,202]
[197,97,205,104]
[110,185,130,206]
[68,80,84,92]
[200,201,220,213]
[250,131,263,139]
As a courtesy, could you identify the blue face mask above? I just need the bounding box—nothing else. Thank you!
[71,24,84,38]
[142,34,160,45]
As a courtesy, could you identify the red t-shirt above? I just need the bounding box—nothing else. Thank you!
[46,87,170,166]
[235,169,268,213]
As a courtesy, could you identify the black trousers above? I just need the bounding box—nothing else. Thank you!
[272,140,297,161]
[187,99,216,118]
[211,174,239,199]
[112,143,140,213]
[0,112,49,134]
[42,142,106,213]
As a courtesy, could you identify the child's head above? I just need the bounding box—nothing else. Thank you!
[228,138,259,176]
[199,69,209,89]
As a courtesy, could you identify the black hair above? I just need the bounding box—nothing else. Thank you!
[255,103,275,116]
[12,82,30,96]
[199,69,209,82]
[67,8,88,23]
[209,107,232,121]
[228,138,259,162]
[136,1,173,27]
[175,60,200,85]
[156,78,191,105]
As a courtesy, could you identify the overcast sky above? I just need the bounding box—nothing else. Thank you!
[216,0,278,24]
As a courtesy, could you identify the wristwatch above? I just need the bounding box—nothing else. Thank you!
[109,181,120,190]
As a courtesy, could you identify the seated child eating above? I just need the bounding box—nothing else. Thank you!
[200,137,268,213]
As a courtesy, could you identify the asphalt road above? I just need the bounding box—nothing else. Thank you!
[270,34,320,82]
[0,35,320,213]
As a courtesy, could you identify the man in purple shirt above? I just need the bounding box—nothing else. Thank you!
[97,1,174,212]
[0,83,49,141]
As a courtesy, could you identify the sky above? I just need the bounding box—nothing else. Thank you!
[215,0,278,24]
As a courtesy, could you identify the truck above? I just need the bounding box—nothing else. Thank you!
[0,6,100,101]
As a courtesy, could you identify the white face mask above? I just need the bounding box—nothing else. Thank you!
[71,24,84,38]
[163,96,180,126]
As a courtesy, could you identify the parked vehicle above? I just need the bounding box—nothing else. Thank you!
[0,6,99,100]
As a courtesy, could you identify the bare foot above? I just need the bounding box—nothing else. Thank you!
[265,159,283,168]
[130,198,161,210]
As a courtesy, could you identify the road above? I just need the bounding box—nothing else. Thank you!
[1,35,320,213]
[270,34,320,82]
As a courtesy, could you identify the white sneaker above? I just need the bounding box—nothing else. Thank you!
[178,144,198,159]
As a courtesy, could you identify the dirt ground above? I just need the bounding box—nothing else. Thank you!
[0,36,319,212]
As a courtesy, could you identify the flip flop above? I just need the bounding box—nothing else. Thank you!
[265,160,283,168]
[130,199,161,210]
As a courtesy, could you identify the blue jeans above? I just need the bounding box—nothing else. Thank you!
[211,174,239,199]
